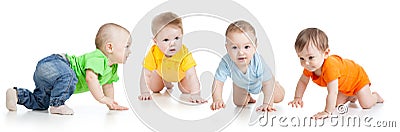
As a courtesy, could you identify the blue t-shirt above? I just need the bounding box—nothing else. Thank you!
[214,53,272,94]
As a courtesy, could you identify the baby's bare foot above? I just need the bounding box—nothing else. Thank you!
[248,94,256,103]
[348,96,357,103]
[165,82,174,89]
[372,92,384,103]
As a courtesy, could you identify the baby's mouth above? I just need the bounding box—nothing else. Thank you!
[169,49,176,52]
[306,66,315,71]
[238,57,246,61]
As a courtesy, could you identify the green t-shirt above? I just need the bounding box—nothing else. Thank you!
[67,49,119,94]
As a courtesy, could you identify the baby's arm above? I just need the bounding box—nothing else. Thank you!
[256,79,276,112]
[184,67,207,103]
[312,79,338,119]
[210,79,225,110]
[288,74,309,108]
[138,68,152,100]
[102,84,129,110]
[86,69,117,108]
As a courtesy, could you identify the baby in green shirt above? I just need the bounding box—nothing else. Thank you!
[6,23,132,115]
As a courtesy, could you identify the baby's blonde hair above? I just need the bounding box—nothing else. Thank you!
[225,20,257,45]
[95,23,129,49]
[151,12,183,37]
[294,28,329,53]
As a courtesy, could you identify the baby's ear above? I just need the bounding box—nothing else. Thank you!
[323,48,330,58]
[105,43,113,54]
[254,38,258,48]
[152,38,157,44]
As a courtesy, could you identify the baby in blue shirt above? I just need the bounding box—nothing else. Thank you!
[210,20,285,111]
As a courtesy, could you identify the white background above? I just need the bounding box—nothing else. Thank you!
[1,0,399,131]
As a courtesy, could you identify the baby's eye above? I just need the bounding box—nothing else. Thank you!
[163,39,169,42]
[308,56,314,60]
[175,37,180,40]
[244,45,251,49]
[232,46,237,49]
[299,57,304,61]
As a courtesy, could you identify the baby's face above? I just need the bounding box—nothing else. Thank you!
[153,25,183,57]
[111,30,132,64]
[296,43,328,72]
[226,31,257,67]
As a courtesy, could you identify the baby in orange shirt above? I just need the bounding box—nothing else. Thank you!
[288,28,384,119]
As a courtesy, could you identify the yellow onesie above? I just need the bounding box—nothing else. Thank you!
[143,44,196,82]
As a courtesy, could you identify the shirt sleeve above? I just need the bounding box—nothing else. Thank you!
[85,57,106,76]
[214,57,231,82]
[143,47,157,71]
[181,52,197,72]
[258,55,273,82]
[322,57,341,83]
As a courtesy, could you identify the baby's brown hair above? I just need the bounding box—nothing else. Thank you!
[95,23,129,49]
[151,12,183,37]
[225,20,257,45]
[294,28,329,53]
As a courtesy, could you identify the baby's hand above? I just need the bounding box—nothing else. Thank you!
[190,94,207,104]
[138,92,152,100]
[210,99,225,110]
[99,96,117,109]
[288,97,304,108]
[107,101,129,110]
[312,111,331,119]
[256,103,276,112]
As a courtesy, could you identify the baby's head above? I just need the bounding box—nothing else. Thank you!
[225,20,257,67]
[151,12,183,57]
[95,23,132,65]
[294,28,330,72]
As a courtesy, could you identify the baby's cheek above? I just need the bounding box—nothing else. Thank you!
[300,62,306,67]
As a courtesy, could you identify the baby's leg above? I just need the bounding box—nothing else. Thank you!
[347,96,357,103]
[178,70,207,103]
[148,71,165,93]
[178,79,191,94]
[177,68,200,94]
[163,80,174,89]
[232,83,253,107]
[356,85,384,109]
[273,81,285,103]
[336,92,349,107]
[18,54,76,111]
[372,92,384,103]
[248,94,256,103]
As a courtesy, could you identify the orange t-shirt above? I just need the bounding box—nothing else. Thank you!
[303,55,370,96]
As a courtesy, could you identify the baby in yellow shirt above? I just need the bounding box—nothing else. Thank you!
[138,12,207,103]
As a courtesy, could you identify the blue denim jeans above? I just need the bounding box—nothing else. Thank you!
[16,54,77,110]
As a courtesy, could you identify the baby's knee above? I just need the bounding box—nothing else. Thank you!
[149,86,164,93]
[360,102,374,109]
[233,98,248,107]
[152,90,162,93]
[274,95,284,103]
[273,85,285,103]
